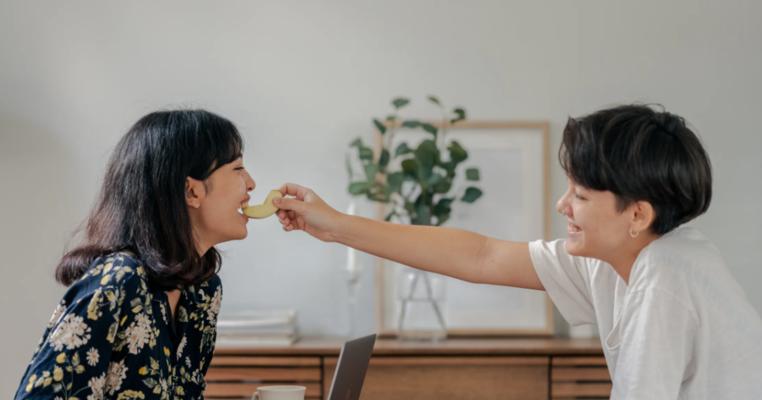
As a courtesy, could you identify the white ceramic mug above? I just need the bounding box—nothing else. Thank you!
[251,385,306,400]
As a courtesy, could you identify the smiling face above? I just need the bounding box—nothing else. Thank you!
[186,157,255,252]
[556,178,634,260]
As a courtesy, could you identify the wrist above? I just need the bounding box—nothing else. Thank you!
[327,211,352,244]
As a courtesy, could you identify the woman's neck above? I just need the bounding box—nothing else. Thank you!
[606,233,660,283]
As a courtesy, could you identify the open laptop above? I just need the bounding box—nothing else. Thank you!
[325,334,377,400]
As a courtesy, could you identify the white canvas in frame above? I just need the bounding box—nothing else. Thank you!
[375,121,553,336]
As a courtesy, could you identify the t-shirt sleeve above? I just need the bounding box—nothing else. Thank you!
[528,239,596,326]
[609,288,697,399]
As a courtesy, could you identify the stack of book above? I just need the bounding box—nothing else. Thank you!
[215,309,299,347]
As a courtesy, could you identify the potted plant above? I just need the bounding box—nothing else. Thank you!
[346,96,484,339]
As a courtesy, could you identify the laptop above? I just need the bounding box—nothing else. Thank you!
[326,334,377,400]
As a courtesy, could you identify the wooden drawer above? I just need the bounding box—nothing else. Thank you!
[324,356,549,400]
[551,356,611,399]
[205,356,323,399]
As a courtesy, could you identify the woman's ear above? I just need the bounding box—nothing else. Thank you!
[631,200,655,233]
[186,177,206,209]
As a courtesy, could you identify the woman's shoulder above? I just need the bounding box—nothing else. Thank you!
[71,250,150,295]
[632,225,727,292]
[643,225,723,268]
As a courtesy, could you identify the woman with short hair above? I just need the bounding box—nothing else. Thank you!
[275,104,762,399]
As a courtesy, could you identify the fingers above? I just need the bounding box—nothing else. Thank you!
[279,182,310,199]
[276,209,300,232]
[273,196,305,213]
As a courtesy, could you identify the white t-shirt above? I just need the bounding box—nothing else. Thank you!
[529,225,762,399]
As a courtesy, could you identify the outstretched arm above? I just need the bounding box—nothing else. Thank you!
[275,183,543,290]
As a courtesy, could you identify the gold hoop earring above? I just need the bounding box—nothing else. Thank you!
[629,229,640,238]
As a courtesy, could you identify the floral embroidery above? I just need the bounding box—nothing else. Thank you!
[86,347,100,366]
[49,314,92,351]
[105,359,128,395]
[124,314,154,355]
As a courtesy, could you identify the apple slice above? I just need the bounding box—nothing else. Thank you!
[242,190,283,219]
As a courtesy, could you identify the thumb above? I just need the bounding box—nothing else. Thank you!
[274,197,306,214]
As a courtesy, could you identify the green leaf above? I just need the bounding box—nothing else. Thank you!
[395,142,412,157]
[358,146,373,161]
[441,160,456,177]
[401,159,418,176]
[348,181,372,195]
[435,213,450,226]
[448,140,468,163]
[427,173,443,186]
[387,172,404,193]
[392,97,410,109]
[378,149,390,169]
[433,177,452,193]
[465,167,480,181]
[349,138,363,148]
[450,107,466,124]
[385,114,397,122]
[369,190,390,203]
[401,120,421,129]
[461,187,483,203]
[373,118,387,134]
[427,95,441,106]
[364,163,378,180]
[433,197,455,215]
[415,139,439,168]
[415,140,438,182]
[421,122,438,136]
[414,203,432,225]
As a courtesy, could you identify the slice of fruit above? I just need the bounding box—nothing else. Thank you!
[242,190,283,219]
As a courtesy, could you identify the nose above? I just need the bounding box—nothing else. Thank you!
[556,191,571,217]
[244,171,256,192]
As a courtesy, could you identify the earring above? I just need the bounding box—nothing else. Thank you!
[629,228,640,238]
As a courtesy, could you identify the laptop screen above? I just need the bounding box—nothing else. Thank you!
[326,334,377,400]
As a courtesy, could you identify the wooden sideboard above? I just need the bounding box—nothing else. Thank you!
[206,337,611,400]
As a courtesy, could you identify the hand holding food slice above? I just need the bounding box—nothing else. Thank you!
[242,190,283,219]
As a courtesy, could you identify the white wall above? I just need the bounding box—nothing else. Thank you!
[2,0,760,396]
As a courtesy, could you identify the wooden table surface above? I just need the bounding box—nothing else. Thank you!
[213,336,603,356]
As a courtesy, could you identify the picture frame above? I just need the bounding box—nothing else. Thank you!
[373,120,553,337]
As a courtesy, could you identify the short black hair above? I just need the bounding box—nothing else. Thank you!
[56,109,243,289]
[559,104,712,235]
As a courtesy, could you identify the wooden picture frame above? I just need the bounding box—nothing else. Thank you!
[373,121,553,337]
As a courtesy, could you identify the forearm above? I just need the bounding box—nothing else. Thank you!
[332,214,491,283]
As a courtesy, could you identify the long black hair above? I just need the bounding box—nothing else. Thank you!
[559,104,712,235]
[56,109,243,289]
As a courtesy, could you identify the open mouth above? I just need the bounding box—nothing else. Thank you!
[237,202,250,216]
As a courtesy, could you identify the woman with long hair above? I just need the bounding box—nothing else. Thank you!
[15,109,256,399]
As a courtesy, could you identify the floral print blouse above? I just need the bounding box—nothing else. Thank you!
[15,252,222,399]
